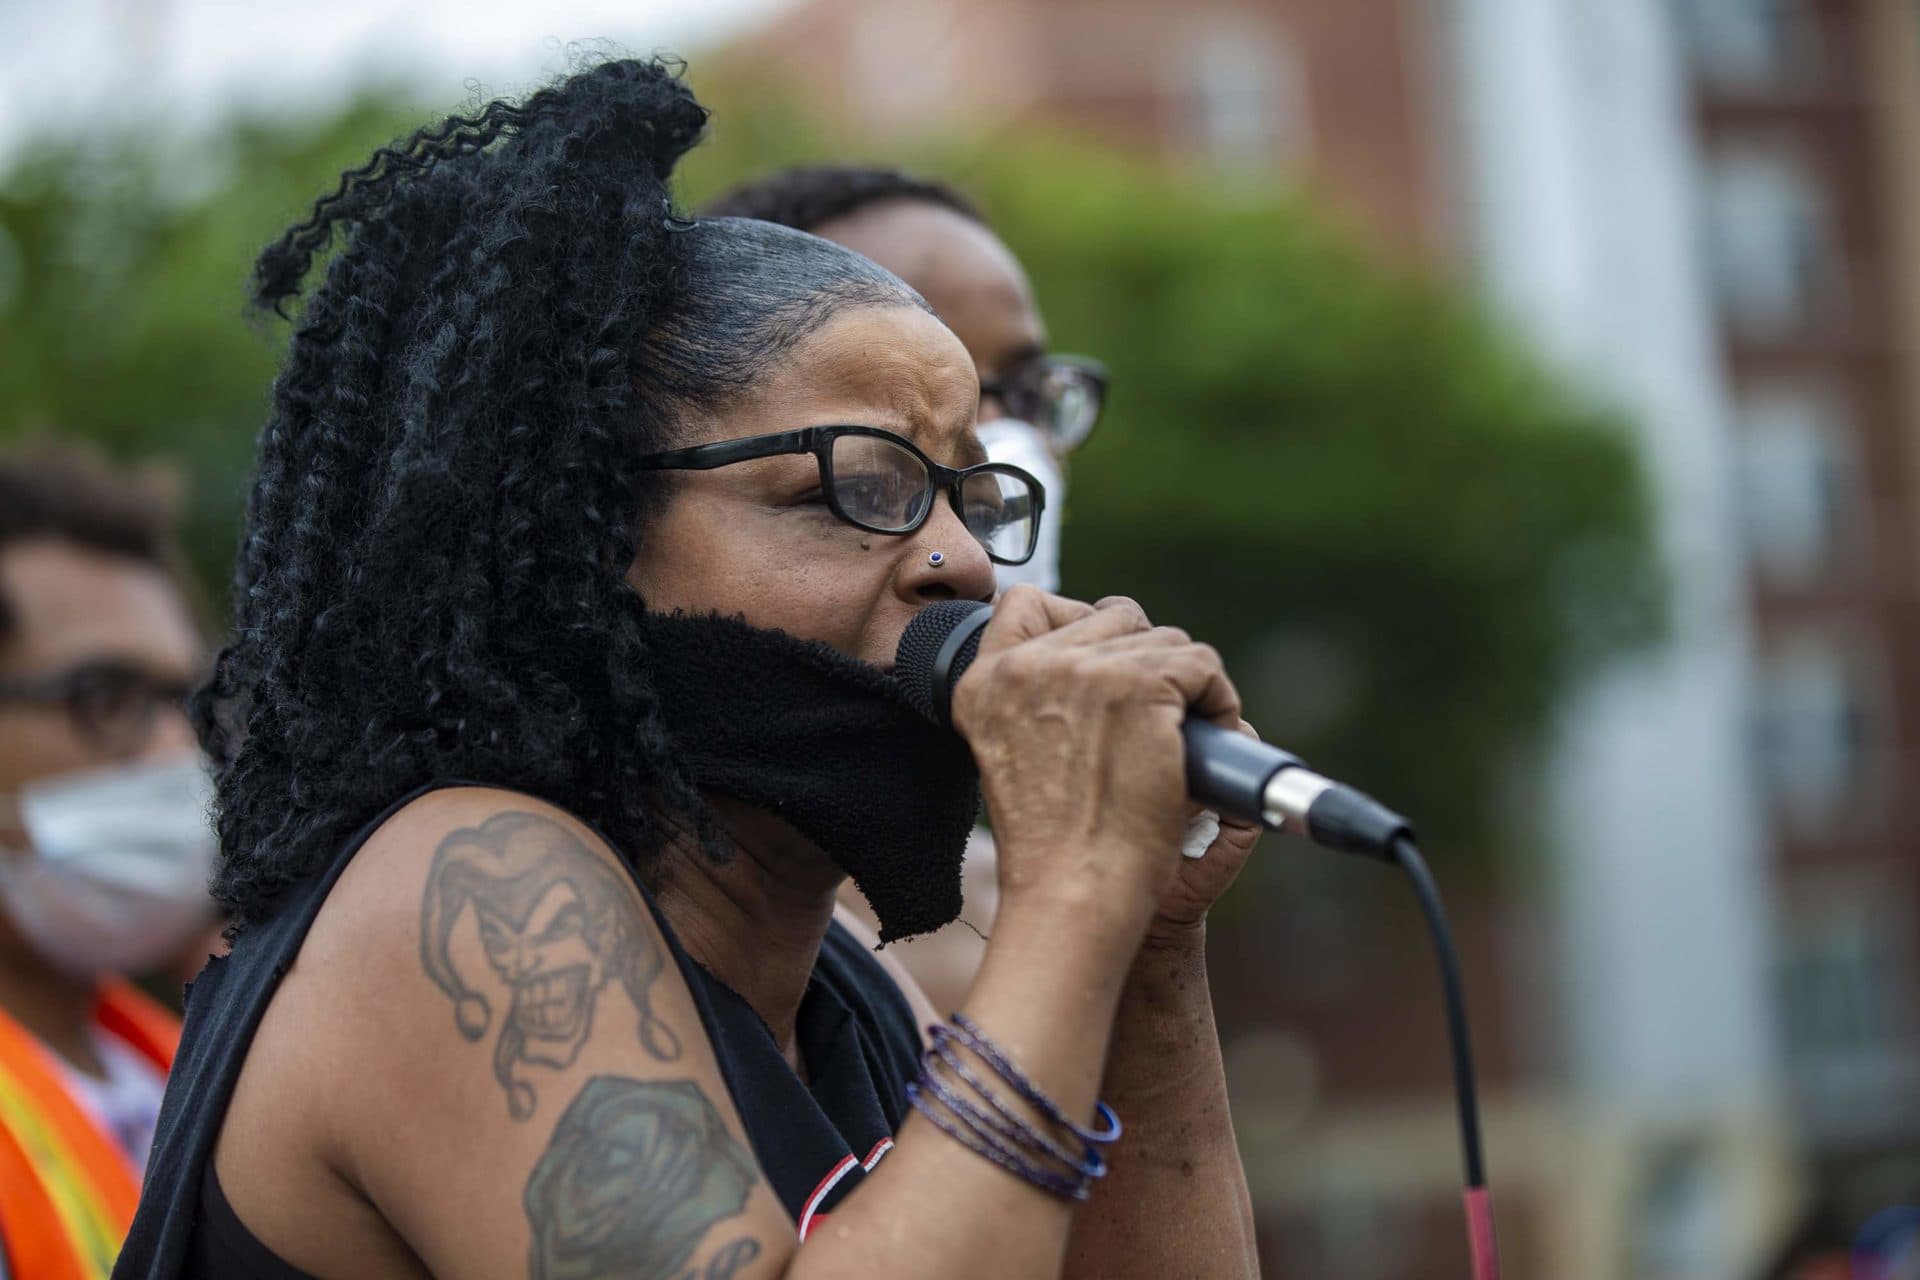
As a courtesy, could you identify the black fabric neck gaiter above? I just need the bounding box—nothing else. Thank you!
[639,610,981,943]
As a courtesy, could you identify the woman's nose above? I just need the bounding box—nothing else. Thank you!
[900,494,995,604]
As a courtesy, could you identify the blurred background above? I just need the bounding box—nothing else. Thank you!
[4,0,1917,1275]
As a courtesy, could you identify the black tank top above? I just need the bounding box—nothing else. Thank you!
[112,784,924,1279]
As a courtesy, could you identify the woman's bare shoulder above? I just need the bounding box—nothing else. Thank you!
[305,785,677,1085]
[224,785,792,1278]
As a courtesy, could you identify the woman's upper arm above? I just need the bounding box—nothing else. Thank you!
[304,788,793,1280]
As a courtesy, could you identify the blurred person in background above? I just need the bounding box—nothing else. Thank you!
[703,166,1109,1013]
[0,441,215,1277]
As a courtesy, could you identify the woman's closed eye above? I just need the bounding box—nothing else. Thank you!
[838,471,929,524]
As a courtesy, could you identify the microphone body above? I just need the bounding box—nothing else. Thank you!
[896,600,1411,858]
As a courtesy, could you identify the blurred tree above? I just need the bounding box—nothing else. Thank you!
[1006,156,1661,883]
[684,90,1665,883]
[0,101,421,589]
[0,86,1660,882]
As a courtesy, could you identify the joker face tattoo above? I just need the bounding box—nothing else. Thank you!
[421,811,682,1119]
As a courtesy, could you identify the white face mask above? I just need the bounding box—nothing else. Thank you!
[0,757,219,978]
[977,417,1065,594]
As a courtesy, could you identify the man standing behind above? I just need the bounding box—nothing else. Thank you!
[0,442,216,1278]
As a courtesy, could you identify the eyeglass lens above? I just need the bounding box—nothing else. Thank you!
[960,470,1038,563]
[828,433,934,531]
[73,665,183,749]
[0,663,185,751]
[827,433,1037,562]
[1040,365,1101,449]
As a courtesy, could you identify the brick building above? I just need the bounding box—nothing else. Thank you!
[715,1,1920,1275]
[715,0,1452,259]
[1686,0,1920,1234]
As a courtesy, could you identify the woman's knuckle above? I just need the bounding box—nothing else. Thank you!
[999,646,1045,682]
[997,584,1043,615]
[1067,650,1110,683]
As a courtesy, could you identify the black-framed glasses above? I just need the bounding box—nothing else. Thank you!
[637,425,1047,565]
[979,354,1108,453]
[0,660,195,753]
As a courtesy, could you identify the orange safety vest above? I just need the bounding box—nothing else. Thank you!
[0,983,179,1280]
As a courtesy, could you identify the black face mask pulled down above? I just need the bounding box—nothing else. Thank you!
[639,611,981,943]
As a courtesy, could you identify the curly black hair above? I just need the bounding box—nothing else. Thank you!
[701,164,983,232]
[200,58,926,928]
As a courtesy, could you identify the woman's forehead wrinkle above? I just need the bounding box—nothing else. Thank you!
[885,362,981,466]
[722,303,979,461]
[829,324,975,423]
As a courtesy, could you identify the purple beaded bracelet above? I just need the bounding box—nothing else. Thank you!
[906,1080,1091,1201]
[920,1062,1108,1180]
[927,1030,1107,1175]
[948,1013,1124,1146]
[906,1014,1124,1203]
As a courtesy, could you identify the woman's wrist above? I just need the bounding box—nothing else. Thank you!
[993,855,1162,959]
[1139,914,1208,956]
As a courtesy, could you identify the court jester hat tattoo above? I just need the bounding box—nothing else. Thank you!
[420,812,682,1119]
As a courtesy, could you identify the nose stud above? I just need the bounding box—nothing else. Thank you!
[928,550,946,568]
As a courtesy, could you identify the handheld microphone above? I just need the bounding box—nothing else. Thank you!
[897,602,1501,1277]
[895,600,1413,858]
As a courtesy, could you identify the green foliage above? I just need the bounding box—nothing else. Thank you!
[684,90,1664,873]
[0,89,1661,874]
[0,102,425,587]
[973,144,1663,874]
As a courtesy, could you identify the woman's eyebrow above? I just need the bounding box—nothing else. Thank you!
[948,423,990,468]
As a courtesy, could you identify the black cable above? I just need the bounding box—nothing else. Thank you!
[1390,834,1487,1191]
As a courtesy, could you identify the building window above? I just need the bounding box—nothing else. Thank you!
[1749,639,1877,832]
[1777,873,1917,1138]
[1176,17,1305,172]
[1630,1139,1735,1278]
[1733,382,1861,585]
[1702,146,1841,337]
[1675,0,1822,87]
[845,0,957,129]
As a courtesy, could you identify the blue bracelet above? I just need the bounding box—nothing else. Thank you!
[926,1030,1107,1176]
[921,1062,1108,1180]
[906,1015,1124,1203]
[947,1013,1124,1147]
[907,1081,1091,1201]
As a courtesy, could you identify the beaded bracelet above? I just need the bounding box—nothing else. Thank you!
[906,1080,1091,1201]
[948,1013,1124,1147]
[919,1065,1108,1180]
[926,1030,1106,1175]
[908,1014,1124,1203]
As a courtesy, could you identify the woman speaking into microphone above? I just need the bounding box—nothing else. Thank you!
[116,58,1262,1280]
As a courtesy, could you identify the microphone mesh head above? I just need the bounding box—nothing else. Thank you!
[895,599,991,725]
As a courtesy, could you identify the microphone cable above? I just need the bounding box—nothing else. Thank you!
[1253,765,1502,1276]
[1244,768,1502,1276]
[893,599,1502,1274]
[1388,834,1500,1280]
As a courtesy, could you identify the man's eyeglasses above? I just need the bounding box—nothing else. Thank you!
[979,355,1108,453]
[637,425,1046,565]
[0,660,195,753]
